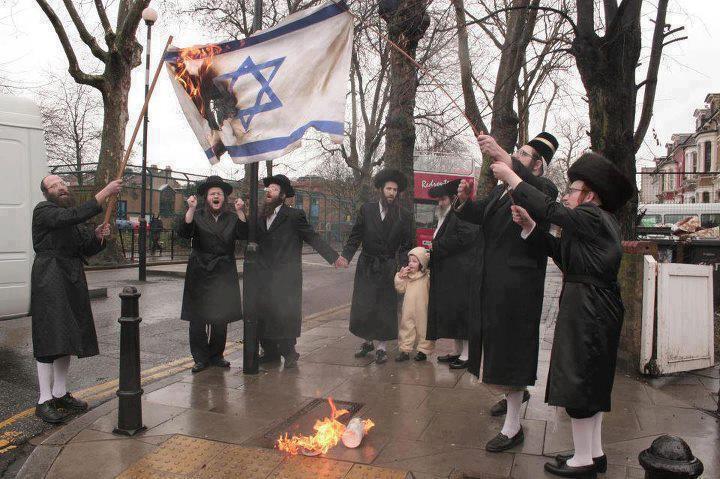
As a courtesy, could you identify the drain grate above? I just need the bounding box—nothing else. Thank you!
[247,398,364,449]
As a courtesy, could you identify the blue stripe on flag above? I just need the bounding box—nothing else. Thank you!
[225,121,344,158]
[164,2,348,63]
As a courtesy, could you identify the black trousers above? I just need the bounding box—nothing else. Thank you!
[189,322,228,364]
[261,338,297,357]
[566,407,600,419]
[36,354,66,364]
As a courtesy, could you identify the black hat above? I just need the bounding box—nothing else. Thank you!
[263,174,295,198]
[198,175,233,196]
[373,168,407,192]
[527,132,559,163]
[568,152,634,213]
[428,178,461,199]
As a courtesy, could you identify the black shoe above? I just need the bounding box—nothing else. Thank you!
[490,390,531,416]
[449,359,468,369]
[258,354,281,364]
[485,427,524,452]
[437,354,460,363]
[53,393,88,413]
[375,350,388,364]
[210,358,231,368]
[283,352,300,369]
[35,400,68,424]
[354,342,375,358]
[544,460,597,478]
[395,352,410,362]
[414,351,427,361]
[555,453,607,473]
[191,362,209,373]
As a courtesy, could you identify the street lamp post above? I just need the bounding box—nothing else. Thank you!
[139,6,158,282]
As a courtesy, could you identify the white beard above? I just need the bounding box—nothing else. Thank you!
[436,205,450,220]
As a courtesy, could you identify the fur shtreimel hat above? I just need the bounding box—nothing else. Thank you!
[373,168,407,192]
[568,152,634,213]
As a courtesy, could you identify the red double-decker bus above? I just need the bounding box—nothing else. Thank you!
[414,153,479,248]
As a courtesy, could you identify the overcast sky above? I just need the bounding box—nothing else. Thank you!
[1,0,718,177]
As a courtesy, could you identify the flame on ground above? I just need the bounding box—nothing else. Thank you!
[276,398,374,456]
[170,44,222,117]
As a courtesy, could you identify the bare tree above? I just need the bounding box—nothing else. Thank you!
[544,116,588,189]
[39,73,103,186]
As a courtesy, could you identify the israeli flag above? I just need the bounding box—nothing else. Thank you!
[165,1,353,164]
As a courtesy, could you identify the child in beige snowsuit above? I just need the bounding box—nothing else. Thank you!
[394,246,434,362]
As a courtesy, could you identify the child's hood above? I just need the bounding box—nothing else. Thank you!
[408,246,430,271]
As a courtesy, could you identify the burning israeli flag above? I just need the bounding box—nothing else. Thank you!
[164,1,353,164]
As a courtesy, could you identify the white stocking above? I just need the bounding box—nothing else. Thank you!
[592,412,604,458]
[500,390,523,437]
[459,340,469,361]
[375,341,387,351]
[52,355,70,398]
[567,417,595,467]
[37,361,54,404]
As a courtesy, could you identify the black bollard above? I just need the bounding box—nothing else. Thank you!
[638,435,703,479]
[113,286,146,436]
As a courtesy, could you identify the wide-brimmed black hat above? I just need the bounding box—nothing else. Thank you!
[373,168,407,192]
[568,152,634,213]
[263,174,295,198]
[527,132,559,163]
[198,175,233,196]
[428,178,461,199]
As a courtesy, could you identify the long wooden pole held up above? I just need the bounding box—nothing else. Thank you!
[103,35,174,227]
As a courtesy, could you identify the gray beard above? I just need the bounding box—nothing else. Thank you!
[436,205,450,220]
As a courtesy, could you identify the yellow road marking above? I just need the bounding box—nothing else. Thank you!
[0,302,351,439]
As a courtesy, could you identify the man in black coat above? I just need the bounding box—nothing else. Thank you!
[31,175,122,423]
[454,132,559,452]
[252,175,340,368]
[336,168,414,364]
[492,152,633,478]
[425,179,478,368]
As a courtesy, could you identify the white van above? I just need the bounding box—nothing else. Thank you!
[0,95,48,319]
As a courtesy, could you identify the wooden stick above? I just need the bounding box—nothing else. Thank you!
[102,35,174,227]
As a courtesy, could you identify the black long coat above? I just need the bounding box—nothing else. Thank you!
[30,200,105,358]
[514,181,624,411]
[341,202,414,341]
[252,205,338,340]
[178,209,246,325]
[426,211,478,340]
[456,160,558,386]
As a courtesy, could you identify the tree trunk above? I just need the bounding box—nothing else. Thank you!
[572,2,641,239]
[381,0,429,212]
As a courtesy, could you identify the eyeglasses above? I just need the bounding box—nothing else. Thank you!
[564,186,587,196]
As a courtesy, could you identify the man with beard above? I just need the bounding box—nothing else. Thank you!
[454,132,559,452]
[253,174,340,368]
[31,175,122,423]
[335,168,414,364]
[425,179,478,368]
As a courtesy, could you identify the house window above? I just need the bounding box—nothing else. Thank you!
[295,192,305,210]
[704,141,712,172]
[116,200,128,219]
[703,191,710,203]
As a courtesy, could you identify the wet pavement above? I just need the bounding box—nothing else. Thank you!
[0,254,355,476]
[14,264,720,478]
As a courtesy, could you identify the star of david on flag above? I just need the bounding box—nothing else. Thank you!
[164,1,353,165]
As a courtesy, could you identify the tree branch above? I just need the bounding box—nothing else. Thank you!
[116,0,149,49]
[34,0,105,89]
[633,0,668,153]
[662,36,687,48]
[463,4,578,36]
[62,0,109,62]
[94,0,114,38]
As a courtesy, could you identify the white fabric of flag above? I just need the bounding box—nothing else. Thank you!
[164,1,353,164]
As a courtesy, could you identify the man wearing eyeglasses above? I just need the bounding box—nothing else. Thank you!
[31,175,122,424]
[453,132,559,452]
